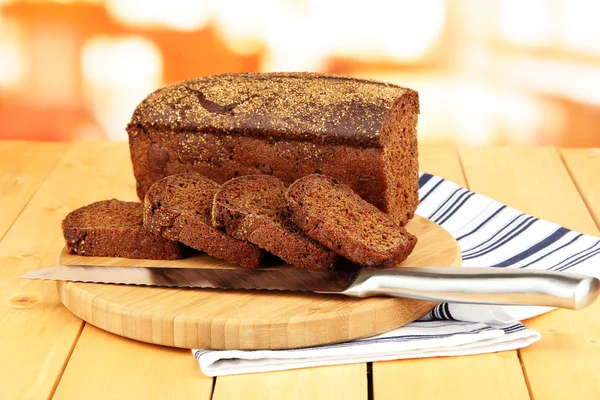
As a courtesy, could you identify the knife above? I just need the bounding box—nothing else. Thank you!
[21,265,600,310]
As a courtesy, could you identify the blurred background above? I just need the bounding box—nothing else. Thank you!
[1,0,599,146]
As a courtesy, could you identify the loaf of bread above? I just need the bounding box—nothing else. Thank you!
[286,174,417,267]
[62,199,186,260]
[127,72,419,226]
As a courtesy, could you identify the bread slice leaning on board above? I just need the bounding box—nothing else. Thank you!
[286,174,417,267]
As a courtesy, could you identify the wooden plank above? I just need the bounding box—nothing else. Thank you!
[213,364,367,400]
[418,143,468,187]
[45,142,213,399]
[374,353,529,400]
[560,148,600,227]
[0,142,211,399]
[0,140,66,240]
[459,146,600,400]
[372,145,530,400]
[0,142,134,399]
[458,147,598,234]
[53,325,213,400]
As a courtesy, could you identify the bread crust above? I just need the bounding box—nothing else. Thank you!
[128,72,416,147]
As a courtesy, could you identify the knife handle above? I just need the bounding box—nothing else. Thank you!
[340,267,600,310]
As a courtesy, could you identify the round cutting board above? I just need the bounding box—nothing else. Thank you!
[57,216,461,350]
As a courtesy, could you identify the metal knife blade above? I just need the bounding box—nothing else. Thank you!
[20,265,600,310]
[20,265,360,293]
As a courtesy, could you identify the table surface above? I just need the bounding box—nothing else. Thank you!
[1,141,599,400]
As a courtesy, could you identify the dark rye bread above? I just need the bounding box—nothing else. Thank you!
[286,174,417,268]
[127,72,419,226]
[212,175,338,272]
[62,199,185,260]
[143,173,264,269]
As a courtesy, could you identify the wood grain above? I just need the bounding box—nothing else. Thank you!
[56,215,460,350]
[418,143,467,187]
[40,142,216,400]
[0,140,65,240]
[459,147,598,234]
[373,352,529,400]
[459,146,600,400]
[372,145,531,400]
[53,325,213,400]
[213,363,367,400]
[0,142,143,399]
[561,148,600,227]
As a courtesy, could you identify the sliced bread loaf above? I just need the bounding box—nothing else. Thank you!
[62,199,186,260]
[286,174,417,267]
[212,175,338,271]
[127,72,420,226]
[143,173,265,268]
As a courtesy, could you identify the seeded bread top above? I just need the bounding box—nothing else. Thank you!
[127,72,418,148]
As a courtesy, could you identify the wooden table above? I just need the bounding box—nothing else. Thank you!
[1,140,599,399]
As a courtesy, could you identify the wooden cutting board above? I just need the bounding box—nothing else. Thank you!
[56,215,461,350]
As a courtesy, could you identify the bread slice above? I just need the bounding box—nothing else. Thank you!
[143,173,265,268]
[62,199,186,260]
[212,175,338,271]
[286,174,417,267]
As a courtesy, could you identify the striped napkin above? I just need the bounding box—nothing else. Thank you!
[193,173,600,376]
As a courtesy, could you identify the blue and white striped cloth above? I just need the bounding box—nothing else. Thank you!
[193,173,600,376]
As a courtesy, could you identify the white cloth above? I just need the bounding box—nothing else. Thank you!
[193,173,600,376]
